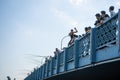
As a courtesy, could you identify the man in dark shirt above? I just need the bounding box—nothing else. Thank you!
[94,13,103,27]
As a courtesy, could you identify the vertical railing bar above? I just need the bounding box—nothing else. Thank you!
[51,58,53,76]
[74,39,79,68]
[64,48,67,71]
[56,53,59,74]
[90,28,96,63]
[118,9,120,53]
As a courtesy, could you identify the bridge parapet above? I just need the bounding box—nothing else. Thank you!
[24,9,120,80]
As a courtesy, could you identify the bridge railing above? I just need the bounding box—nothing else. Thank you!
[77,33,91,67]
[95,13,118,50]
[24,9,120,80]
[90,13,119,63]
[65,44,75,70]
[51,57,57,75]
[58,51,65,73]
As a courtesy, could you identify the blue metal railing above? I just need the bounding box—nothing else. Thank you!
[95,14,118,49]
[24,9,120,80]
[58,51,64,73]
[52,57,57,75]
[78,33,90,57]
[66,45,74,62]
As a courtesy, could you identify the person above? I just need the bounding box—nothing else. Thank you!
[49,56,52,60]
[45,57,48,63]
[94,13,103,27]
[54,48,61,58]
[109,6,116,17]
[101,10,110,22]
[68,27,78,46]
[85,26,91,34]
[7,76,11,80]
[14,78,16,80]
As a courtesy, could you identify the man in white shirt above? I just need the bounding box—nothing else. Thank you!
[109,6,116,17]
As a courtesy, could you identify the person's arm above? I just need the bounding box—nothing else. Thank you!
[74,27,78,33]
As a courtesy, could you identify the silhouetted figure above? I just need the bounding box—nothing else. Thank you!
[85,26,91,34]
[49,56,52,60]
[54,48,61,58]
[94,13,103,27]
[45,57,49,63]
[68,27,78,46]
[109,6,116,17]
[7,76,11,80]
[101,10,109,22]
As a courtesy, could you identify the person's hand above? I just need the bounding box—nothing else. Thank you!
[74,27,76,29]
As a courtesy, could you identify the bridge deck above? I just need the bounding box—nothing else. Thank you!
[44,58,120,80]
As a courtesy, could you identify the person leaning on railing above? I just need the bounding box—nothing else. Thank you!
[100,10,110,22]
[54,48,61,59]
[109,6,116,17]
[94,13,103,27]
[85,26,91,34]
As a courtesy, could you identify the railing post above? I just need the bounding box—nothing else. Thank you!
[56,53,60,74]
[42,64,45,79]
[64,48,67,71]
[36,68,39,80]
[38,68,41,80]
[41,66,43,80]
[90,28,96,63]
[41,65,43,79]
[118,9,120,52]
[51,58,53,76]
[74,39,79,68]
[46,62,48,77]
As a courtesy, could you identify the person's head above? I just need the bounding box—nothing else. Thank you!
[88,26,91,30]
[95,13,101,20]
[85,27,88,32]
[71,29,73,32]
[105,14,109,18]
[101,11,106,17]
[7,76,10,78]
[85,27,91,33]
[7,76,11,80]
[88,26,91,32]
[56,48,58,51]
[109,6,114,12]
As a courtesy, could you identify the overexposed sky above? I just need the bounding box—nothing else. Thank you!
[0,0,120,80]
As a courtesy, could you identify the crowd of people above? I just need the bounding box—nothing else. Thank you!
[45,6,116,62]
[68,6,116,46]
[94,6,116,27]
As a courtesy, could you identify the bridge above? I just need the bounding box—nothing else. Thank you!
[24,9,120,80]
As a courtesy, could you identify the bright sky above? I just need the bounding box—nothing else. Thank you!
[0,0,120,80]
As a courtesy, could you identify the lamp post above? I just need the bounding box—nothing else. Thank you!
[60,35,69,50]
